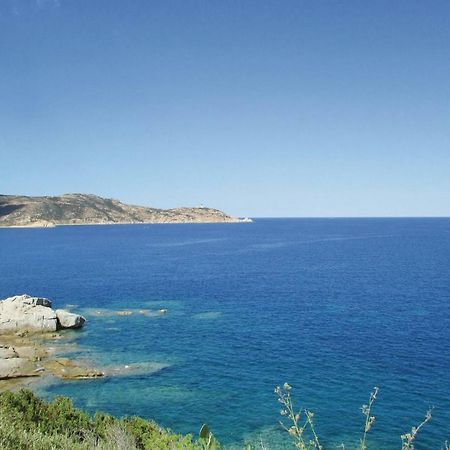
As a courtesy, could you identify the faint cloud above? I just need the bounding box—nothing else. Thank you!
[36,0,60,8]
[1,0,60,17]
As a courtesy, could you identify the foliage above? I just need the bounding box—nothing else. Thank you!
[0,389,219,450]
[1,385,446,449]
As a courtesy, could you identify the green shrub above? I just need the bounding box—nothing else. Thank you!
[0,389,217,450]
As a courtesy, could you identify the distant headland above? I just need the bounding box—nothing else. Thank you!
[0,193,250,228]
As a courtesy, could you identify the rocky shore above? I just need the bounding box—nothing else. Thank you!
[0,295,103,385]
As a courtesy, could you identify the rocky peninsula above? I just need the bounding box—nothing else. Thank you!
[0,193,247,227]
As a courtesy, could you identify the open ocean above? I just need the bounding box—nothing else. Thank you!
[1,218,449,449]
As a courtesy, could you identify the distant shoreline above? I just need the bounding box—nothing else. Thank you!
[0,193,251,228]
[0,219,252,229]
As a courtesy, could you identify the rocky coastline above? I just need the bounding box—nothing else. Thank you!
[0,295,103,385]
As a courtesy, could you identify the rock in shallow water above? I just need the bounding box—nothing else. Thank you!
[42,358,104,379]
[0,294,85,333]
[56,309,86,329]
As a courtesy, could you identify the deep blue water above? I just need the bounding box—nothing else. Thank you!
[1,219,449,448]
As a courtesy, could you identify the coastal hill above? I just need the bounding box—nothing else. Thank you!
[0,193,242,227]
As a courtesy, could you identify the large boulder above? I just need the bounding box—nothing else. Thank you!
[0,294,86,333]
[0,295,57,333]
[56,309,85,329]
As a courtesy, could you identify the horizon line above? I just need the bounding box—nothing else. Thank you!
[249,216,450,219]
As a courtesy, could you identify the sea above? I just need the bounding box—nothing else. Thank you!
[0,218,449,449]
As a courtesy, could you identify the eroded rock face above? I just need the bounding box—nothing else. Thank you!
[56,309,85,329]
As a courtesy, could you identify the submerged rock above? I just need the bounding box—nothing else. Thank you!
[42,358,104,379]
[103,361,170,377]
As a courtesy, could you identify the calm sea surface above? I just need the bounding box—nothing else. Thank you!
[1,219,449,448]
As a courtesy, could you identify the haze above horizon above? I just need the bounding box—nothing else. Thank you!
[1,0,449,217]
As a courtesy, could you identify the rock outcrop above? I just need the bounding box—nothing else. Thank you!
[0,295,85,333]
[55,309,85,329]
[0,294,97,382]
[0,193,243,227]
[0,294,167,387]
[0,295,57,332]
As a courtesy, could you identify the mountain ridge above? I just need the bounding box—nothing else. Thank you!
[0,193,243,227]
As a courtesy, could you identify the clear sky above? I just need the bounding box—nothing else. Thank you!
[1,0,449,217]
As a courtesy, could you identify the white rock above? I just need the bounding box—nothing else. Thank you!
[0,295,57,333]
[0,346,18,359]
[55,309,86,329]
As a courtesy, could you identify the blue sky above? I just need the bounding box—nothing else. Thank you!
[1,0,449,217]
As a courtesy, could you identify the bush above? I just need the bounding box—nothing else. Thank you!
[0,389,218,450]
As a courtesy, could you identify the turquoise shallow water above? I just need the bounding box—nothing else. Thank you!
[1,219,449,448]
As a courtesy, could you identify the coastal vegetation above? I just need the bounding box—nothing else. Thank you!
[0,389,219,450]
[0,385,446,450]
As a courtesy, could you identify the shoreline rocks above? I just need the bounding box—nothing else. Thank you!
[0,353,39,380]
[0,294,170,389]
[42,358,104,380]
[0,294,102,384]
[55,309,86,329]
[0,295,86,333]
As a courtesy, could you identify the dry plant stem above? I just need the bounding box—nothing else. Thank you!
[276,384,441,450]
[400,409,432,450]
[305,411,323,450]
[359,386,379,450]
[275,384,306,450]
[275,383,323,450]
